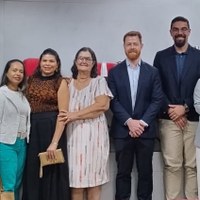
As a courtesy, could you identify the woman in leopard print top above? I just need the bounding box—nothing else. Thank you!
[22,48,70,200]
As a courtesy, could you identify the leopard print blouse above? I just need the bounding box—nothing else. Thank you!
[26,73,62,113]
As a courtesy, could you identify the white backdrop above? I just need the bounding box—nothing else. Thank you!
[0,0,200,76]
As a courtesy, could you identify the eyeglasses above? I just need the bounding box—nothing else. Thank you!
[77,57,93,63]
[171,27,190,34]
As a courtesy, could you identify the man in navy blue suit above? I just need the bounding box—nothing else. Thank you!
[107,31,163,200]
[153,16,200,200]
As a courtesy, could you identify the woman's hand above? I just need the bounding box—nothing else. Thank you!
[58,110,79,124]
[46,142,58,160]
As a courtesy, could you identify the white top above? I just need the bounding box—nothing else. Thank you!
[0,85,31,144]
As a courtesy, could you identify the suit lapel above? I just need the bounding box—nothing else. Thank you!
[168,48,179,85]
[120,61,132,107]
[134,62,147,113]
[136,62,145,98]
[1,86,20,112]
[180,47,193,82]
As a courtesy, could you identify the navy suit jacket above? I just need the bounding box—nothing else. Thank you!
[153,45,200,121]
[107,60,163,139]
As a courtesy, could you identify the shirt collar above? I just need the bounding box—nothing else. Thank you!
[126,58,141,69]
[172,45,190,55]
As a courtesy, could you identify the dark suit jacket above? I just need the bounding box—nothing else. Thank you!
[153,45,200,121]
[107,60,163,139]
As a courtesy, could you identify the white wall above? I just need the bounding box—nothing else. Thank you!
[0,0,200,76]
[0,1,4,70]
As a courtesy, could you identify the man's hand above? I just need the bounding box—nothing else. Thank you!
[174,115,188,129]
[127,119,145,138]
[168,104,186,121]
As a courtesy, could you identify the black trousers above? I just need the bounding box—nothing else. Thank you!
[114,137,155,200]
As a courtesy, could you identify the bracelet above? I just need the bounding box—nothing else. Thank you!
[52,141,58,145]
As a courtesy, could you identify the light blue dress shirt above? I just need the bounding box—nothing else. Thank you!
[125,59,148,127]
[126,59,140,111]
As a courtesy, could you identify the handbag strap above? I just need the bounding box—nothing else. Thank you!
[39,164,43,178]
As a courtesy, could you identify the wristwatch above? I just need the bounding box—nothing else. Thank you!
[184,103,189,113]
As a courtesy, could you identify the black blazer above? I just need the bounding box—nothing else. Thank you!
[107,60,163,139]
[153,45,200,121]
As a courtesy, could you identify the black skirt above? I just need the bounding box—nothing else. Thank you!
[22,112,70,200]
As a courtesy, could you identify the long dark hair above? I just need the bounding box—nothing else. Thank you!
[0,59,26,90]
[71,47,98,79]
[34,48,61,78]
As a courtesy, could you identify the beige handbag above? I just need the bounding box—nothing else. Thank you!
[38,149,65,178]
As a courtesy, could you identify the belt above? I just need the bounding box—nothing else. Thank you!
[17,132,27,139]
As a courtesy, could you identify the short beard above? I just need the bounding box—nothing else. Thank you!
[126,51,141,61]
[174,36,186,48]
